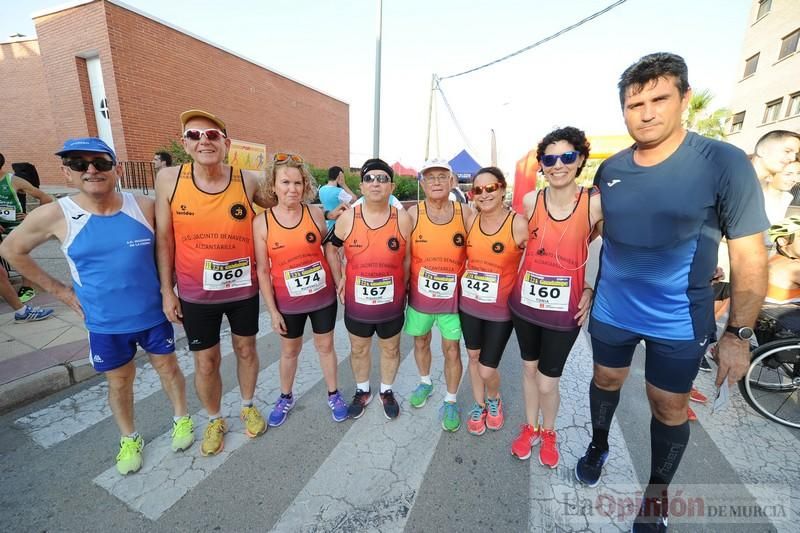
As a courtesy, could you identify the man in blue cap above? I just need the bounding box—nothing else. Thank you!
[0,138,194,475]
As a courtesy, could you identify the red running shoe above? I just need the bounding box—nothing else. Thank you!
[511,424,540,460]
[539,429,560,468]
[689,387,708,404]
[687,406,698,421]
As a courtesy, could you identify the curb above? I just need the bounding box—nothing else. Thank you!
[0,329,190,416]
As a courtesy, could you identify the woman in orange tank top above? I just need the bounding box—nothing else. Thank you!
[509,127,603,468]
[253,153,348,426]
[460,167,529,437]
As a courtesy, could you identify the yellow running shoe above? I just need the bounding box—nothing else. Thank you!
[201,418,228,456]
[116,434,144,475]
[241,405,267,438]
[171,416,194,452]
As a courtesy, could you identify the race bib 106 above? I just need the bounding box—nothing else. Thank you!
[202,257,252,291]
[418,268,456,299]
[520,271,571,312]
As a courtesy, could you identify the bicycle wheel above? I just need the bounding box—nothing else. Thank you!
[739,339,800,429]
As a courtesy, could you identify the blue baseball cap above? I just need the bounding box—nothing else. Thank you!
[55,138,117,162]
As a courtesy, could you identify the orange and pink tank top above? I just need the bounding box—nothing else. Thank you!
[264,205,335,314]
[409,201,467,314]
[344,206,406,323]
[170,164,257,304]
[765,256,800,304]
[460,211,523,321]
[509,187,594,331]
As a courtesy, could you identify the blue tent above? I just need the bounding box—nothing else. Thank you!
[448,149,481,183]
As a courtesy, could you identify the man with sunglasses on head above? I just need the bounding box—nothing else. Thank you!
[576,53,768,532]
[326,158,412,420]
[405,159,474,432]
[155,110,273,456]
[0,138,194,475]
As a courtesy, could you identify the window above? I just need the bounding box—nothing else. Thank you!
[763,99,783,124]
[756,0,771,20]
[787,92,800,118]
[743,53,759,77]
[779,28,800,60]
[730,111,745,133]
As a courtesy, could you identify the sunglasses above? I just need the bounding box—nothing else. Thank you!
[274,152,304,164]
[472,182,502,195]
[183,128,226,141]
[362,173,392,184]
[422,174,450,183]
[63,157,115,172]
[541,151,579,167]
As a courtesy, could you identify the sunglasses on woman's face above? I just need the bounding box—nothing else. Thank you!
[472,182,501,195]
[541,151,579,167]
[183,128,226,141]
[362,173,392,184]
[63,157,115,172]
[274,152,304,164]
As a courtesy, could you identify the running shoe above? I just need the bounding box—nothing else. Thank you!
[17,286,36,303]
[687,406,698,422]
[485,397,504,430]
[689,387,707,404]
[539,429,560,468]
[379,389,400,419]
[631,496,668,532]
[698,354,712,372]
[440,401,461,432]
[14,305,53,322]
[201,418,228,456]
[511,424,541,460]
[575,443,609,487]
[347,388,373,419]
[409,382,434,408]
[466,402,487,436]
[116,434,144,475]
[327,391,349,422]
[170,416,194,452]
[268,395,295,428]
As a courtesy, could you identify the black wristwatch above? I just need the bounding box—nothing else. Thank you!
[725,324,755,341]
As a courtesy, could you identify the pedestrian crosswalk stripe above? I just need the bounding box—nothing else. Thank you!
[92,320,349,520]
[15,313,273,449]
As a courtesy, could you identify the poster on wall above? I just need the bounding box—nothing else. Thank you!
[226,140,267,171]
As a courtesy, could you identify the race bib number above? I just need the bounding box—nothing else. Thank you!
[0,206,15,222]
[284,261,326,297]
[417,268,456,299]
[520,271,571,312]
[202,257,252,291]
[461,270,499,303]
[354,276,394,305]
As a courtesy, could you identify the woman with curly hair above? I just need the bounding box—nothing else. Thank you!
[253,152,348,427]
[509,127,603,467]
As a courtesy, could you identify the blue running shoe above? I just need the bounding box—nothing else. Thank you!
[575,443,609,487]
[268,394,295,427]
[14,305,54,323]
[631,496,668,532]
[327,391,349,422]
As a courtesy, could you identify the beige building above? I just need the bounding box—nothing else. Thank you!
[727,0,800,153]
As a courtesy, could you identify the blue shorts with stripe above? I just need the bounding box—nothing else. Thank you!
[88,320,175,372]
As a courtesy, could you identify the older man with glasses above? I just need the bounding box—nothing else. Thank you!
[155,110,272,456]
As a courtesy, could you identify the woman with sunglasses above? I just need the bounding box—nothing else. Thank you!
[461,167,528,436]
[509,126,602,468]
[253,152,349,427]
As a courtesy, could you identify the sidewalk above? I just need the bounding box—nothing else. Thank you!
[0,236,185,413]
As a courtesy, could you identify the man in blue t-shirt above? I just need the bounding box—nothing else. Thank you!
[319,166,356,231]
[573,53,769,530]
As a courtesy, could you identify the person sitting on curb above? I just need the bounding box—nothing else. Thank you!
[0,138,194,475]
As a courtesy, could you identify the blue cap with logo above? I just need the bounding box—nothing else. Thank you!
[55,137,117,163]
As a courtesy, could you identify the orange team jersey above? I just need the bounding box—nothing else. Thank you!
[264,205,335,314]
[460,211,523,321]
[409,201,468,314]
[765,256,800,304]
[170,164,257,304]
[344,205,407,323]
[509,187,596,331]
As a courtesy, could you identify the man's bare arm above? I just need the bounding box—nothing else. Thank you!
[154,167,182,323]
[13,176,54,205]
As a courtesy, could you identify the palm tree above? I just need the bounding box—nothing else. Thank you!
[683,89,731,140]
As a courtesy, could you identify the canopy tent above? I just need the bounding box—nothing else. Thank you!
[448,149,481,183]
[511,134,634,213]
[391,161,418,177]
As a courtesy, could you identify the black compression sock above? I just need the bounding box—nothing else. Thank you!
[648,416,690,490]
[589,380,620,451]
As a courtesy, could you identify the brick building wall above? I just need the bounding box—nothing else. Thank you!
[0,39,61,185]
[0,0,349,186]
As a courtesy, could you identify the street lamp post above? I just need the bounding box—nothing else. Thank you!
[373,0,383,157]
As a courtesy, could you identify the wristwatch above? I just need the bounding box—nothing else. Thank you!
[725,324,755,341]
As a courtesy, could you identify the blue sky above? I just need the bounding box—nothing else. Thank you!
[2,0,752,171]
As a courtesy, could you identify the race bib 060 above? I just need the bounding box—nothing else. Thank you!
[202,257,252,291]
[520,271,571,312]
[461,270,499,303]
[284,261,326,297]
[354,275,394,305]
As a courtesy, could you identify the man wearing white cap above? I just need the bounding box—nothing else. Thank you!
[406,159,474,432]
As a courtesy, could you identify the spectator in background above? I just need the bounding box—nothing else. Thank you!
[751,130,800,184]
[11,162,42,214]
[319,166,356,231]
[153,151,173,173]
[762,157,800,224]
